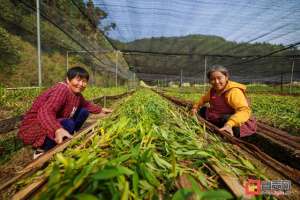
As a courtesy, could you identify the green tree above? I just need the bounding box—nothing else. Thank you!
[0,26,20,68]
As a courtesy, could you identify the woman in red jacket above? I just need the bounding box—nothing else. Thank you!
[18,66,112,158]
[191,65,256,138]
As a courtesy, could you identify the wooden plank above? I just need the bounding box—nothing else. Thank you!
[257,122,300,142]
[210,163,251,199]
[12,178,46,200]
[1,91,132,197]
[6,87,43,90]
[0,122,98,192]
[10,124,103,200]
[157,90,300,184]
[22,123,97,172]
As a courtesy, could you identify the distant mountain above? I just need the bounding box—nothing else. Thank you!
[111,35,300,83]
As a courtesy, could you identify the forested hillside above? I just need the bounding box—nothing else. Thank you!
[0,0,125,87]
[112,35,300,83]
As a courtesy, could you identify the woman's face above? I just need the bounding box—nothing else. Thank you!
[67,76,88,94]
[209,71,228,92]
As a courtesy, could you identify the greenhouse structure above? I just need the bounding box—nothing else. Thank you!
[0,0,300,199]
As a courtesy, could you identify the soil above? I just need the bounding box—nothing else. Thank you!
[0,146,33,184]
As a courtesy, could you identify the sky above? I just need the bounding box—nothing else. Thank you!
[93,0,300,45]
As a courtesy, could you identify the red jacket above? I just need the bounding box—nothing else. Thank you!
[18,82,101,147]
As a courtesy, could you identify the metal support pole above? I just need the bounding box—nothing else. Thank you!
[133,73,136,88]
[180,69,183,87]
[203,56,207,93]
[92,64,95,85]
[115,51,118,87]
[104,96,106,108]
[165,77,167,87]
[280,72,283,94]
[36,0,42,87]
[66,51,69,71]
[289,59,295,94]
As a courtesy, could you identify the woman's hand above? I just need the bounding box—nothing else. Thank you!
[55,128,73,144]
[219,124,234,136]
[91,108,113,118]
[102,107,113,114]
[191,108,198,115]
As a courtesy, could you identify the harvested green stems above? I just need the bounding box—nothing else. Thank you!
[22,89,267,200]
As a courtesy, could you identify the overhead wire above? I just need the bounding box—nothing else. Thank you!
[96,1,299,44]
[96,0,300,79]
[16,0,122,75]
[225,42,300,67]
[79,1,300,81]
[121,49,300,58]
[68,0,133,78]
[203,1,299,55]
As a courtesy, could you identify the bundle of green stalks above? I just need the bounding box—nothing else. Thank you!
[19,89,268,200]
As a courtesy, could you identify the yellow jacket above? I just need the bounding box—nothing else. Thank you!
[193,81,251,127]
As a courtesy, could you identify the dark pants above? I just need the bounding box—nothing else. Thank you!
[198,107,241,137]
[41,108,89,150]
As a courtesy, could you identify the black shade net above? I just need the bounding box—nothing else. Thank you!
[1,0,300,86]
[94,0,300,84]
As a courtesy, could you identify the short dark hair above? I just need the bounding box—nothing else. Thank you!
[207,65,229,80]
[67,66,89,81]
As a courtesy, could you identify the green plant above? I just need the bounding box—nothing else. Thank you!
[20,89,266,199]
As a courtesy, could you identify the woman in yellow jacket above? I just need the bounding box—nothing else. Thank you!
[191,65,256,137]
